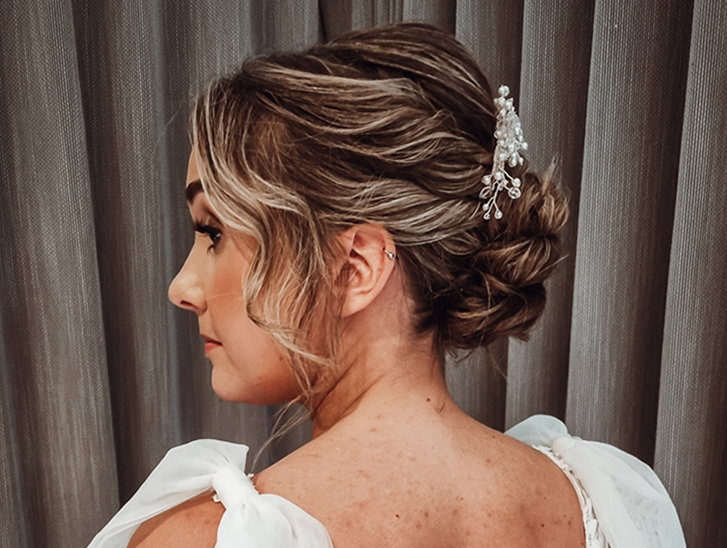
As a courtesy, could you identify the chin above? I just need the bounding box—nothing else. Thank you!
[210,369,300,405]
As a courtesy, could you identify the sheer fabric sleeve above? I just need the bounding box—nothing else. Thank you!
[87,439,333,548]
[506,415,686,548]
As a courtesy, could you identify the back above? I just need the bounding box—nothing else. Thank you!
[253,404,586,548]
[108,412,684,548]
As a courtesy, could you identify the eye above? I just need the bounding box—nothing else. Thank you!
[194,222,222,250]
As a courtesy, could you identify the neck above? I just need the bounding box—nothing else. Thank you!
[309,274,452,437]
[310,338,451,437]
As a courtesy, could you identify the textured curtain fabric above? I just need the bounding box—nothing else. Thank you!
[0,1,724,546]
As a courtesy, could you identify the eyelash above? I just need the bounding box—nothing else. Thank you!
[194,222,222,250]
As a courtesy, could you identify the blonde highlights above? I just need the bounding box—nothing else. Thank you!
[191,23,568,408]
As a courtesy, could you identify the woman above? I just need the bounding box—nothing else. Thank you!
[90,23,684,547]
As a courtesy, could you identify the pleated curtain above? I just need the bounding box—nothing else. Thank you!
[0,1,724,546]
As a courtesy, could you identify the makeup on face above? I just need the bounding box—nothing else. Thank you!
[167,151,299,404]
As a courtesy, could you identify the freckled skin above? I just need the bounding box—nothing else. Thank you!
[255,403,586,547]
[141,151,587,548]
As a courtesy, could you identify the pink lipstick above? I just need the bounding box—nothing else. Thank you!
[201,335,222,354]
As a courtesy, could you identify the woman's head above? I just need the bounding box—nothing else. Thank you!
[168,152,300,404]
[181,23,568,406]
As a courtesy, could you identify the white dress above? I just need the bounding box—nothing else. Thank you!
[88,415,685,548]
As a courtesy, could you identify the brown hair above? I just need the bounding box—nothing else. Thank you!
[192,23,568,407]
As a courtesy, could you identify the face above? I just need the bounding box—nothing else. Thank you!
[168,150,300,404]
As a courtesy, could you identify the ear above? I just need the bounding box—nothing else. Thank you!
[336,224,397,317]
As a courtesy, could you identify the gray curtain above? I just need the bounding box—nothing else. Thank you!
[1,1,724,546]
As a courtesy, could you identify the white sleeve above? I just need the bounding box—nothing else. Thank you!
[506,415,686,548]
[87,439,333,548]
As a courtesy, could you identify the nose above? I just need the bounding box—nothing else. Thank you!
[168,251,206,314]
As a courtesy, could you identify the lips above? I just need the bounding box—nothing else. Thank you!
[201,334,222,354]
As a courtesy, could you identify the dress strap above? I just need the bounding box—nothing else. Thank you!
[533,445,608,548]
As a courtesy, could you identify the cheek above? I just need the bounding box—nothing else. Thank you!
[206,252,299,403]
[207,248,251,332]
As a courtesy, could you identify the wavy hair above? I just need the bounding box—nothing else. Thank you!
[191,23,569,409]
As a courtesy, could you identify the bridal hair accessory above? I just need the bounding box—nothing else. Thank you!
[480,85,528,220]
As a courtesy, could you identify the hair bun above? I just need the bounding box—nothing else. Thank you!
[435,167,568,349]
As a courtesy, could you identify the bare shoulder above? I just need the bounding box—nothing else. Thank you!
[252,428,415,544]
[255,412,586,548]
[253,436,336,511]
[128,492,224,548]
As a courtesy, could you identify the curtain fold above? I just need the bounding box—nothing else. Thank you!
[653,1,727,544]
[566,0,694,463]
[0,1,724,546]
[0,1,119,545]
[73,0,178,504]
[506,0,595,427]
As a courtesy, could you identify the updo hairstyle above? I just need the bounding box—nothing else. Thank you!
[192,23,568,405]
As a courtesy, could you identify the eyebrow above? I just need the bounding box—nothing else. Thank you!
[185,180,203,203]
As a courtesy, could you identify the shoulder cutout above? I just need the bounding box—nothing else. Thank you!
[128,492,224,548]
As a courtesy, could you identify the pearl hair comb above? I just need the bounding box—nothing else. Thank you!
[480,85,528,220]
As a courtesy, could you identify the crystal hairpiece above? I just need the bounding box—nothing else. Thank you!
[480,85,528,220]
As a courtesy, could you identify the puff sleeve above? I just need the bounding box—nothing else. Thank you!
[87,440,333,548]
[506,415,686,548]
